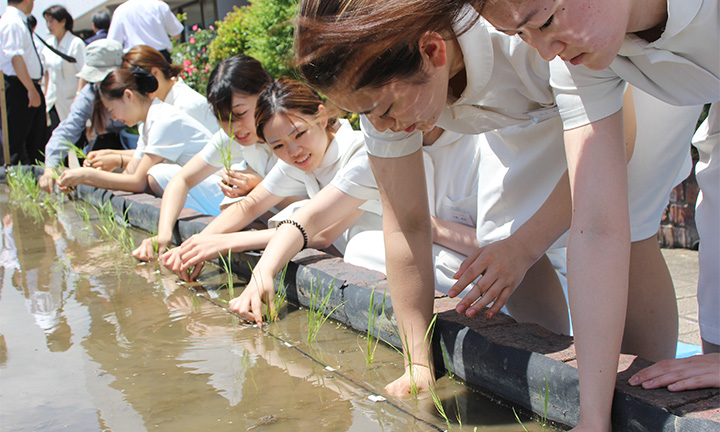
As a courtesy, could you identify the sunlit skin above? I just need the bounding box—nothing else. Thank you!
[479,0,666,70]
[44,16,66,40]
[329,32,461,134]
[263,107,332,172]
[221,92,261,146]
[101,90,149,127]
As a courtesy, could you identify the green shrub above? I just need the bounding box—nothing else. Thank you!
[171,24,217,94]
[208,0,298,80]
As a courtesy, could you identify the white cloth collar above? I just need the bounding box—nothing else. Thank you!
[451,7,494,107]
[619,0,703,56]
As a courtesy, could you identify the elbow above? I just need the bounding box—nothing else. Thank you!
[307,233,335,250]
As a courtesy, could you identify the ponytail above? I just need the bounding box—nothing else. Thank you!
[99,67,158,100]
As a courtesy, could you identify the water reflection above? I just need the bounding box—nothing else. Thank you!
[0,189,542,431]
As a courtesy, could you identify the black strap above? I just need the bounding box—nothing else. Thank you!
[26,23,44,76]
[28,23,77,63]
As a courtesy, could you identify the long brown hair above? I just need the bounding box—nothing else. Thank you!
[122,45,182,80]
[254,77,337,143]
[93,68,158,127]
[294,0,481,95]
[207,55,273,123]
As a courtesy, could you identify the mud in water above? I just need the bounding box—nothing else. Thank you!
[0,188,548,431]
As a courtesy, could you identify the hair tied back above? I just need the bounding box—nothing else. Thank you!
[130,66,159,94]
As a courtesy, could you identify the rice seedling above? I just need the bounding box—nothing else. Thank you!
[74,201,92,226]
[364,288,387,364]
[268,264,289,322]
[440,338,455,382]
[513,375,550,431]
[93,200,136,254]
[61,139,88,161]
[215,136,234,173]
[429,386,451,430]
[306,275,344,344]
[218,249,235,300]
[215,114,234,173]
[6,165,46,222]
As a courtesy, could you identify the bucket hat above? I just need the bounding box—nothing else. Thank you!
[76,39,124,83]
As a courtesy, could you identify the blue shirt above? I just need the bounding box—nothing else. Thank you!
[43,83,126,169]
[85,29,108,45]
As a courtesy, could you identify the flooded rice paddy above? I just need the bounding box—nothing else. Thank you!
[0,186,546,431]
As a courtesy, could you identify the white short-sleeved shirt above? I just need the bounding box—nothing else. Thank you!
[363,9,558,158]
[43,31,86,120]
[0,6,42,79]
[262,119,381,215]
[164,80,220,134]
[423,131,481,226]
[142,98,212,166]
[107,0,184,52]
[197,129,277,176]
[551,0,719,130]
[134,80,217,159]
[360,8,569,247]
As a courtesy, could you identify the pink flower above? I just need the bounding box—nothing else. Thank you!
[192,24,198,31]
[189,37,196,44]
[203,65,211,73]
[183,59,192,67]
[209,25,214,30]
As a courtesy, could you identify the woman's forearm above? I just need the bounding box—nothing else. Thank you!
[81,168,148,193]
[157,158,220,245]
[200,183,281,236]
[565,111,630,429]
[370,151,435,369]
[431,216,478,256]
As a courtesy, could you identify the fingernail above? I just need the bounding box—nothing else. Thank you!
[486,311,494,319]
[629,376,638,385]
[456,305,466,314]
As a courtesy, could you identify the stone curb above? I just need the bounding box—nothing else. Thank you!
[3,168,718,431]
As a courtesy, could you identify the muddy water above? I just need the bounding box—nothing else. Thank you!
[0,189,545,431]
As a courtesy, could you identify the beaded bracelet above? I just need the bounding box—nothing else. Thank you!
[276,219,308,250]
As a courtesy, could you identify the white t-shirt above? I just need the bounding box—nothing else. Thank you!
[135,80,216,159]
[197,129,277,177]
[550,0,719,130]
[107,0,184,52]
[262,119,381,215]
[142,98,212,166]
[42,31,86,120]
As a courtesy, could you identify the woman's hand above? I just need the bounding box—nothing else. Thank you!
[228,272,275,326]
[84,150,122,171]
[385,363,435,397]
[629,354,720,391]
[57,167,90,192]
[38,168,58,194]
[218,168,262,198]
[174,233,231,278]
[132,236,170,262]
[160,247,205,281]
[449,235,535,319]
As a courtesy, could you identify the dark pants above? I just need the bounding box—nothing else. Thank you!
[3,75,47,165]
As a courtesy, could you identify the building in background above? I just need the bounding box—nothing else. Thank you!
[0,0,247,42]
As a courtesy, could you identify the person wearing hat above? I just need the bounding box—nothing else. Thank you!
[38,38,128,193]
